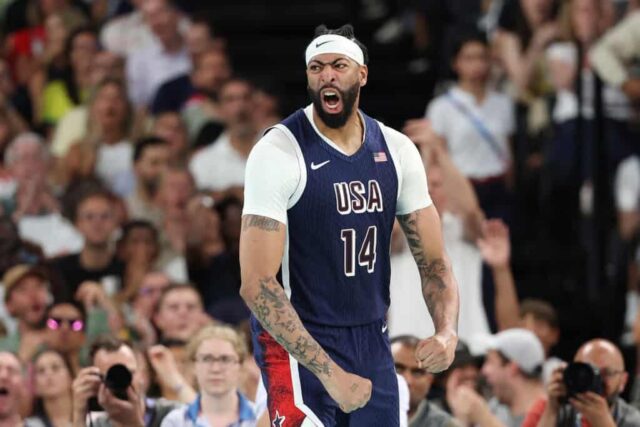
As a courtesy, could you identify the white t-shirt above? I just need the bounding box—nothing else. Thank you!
[126,44,191,107]
[189,133,249,192]
[95,141,134,197]
[101,11,191,58]
[615,155,640,212]
[547,42,632,123]
[18,213,84,257]
[427,86,514,179]
[243,105,431,225]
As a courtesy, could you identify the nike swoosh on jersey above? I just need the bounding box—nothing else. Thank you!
[310,160,331,170]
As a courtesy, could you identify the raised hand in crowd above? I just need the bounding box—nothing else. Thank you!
[477,219,520,330]
[75,280,123,332]
[477,219,511,269]
[147,344,197,403]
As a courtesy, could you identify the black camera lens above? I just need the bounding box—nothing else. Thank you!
[104,364,132,400]
[563,362,604,397]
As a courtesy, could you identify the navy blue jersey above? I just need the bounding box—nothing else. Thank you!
[275,109,398,326]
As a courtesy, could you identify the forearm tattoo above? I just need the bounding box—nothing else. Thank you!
[242,215,281,232]
[398,211,458,332]
[250,275,333,378]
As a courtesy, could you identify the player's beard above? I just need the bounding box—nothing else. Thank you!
[308,81,360,129]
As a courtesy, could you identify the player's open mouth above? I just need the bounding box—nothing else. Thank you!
[321,89,342,112]
[0,388,8,396]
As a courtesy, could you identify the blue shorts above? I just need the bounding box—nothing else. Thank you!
[251,317,399,427]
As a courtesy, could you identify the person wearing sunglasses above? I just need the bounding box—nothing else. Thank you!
[43,301,109,374]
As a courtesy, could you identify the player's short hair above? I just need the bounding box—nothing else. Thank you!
[520,299,559,329]
[312,24,369,65]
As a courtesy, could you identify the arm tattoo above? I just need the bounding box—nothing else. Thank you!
[249,276,333,377]
[397,211,458,332]
[242,215,281,232]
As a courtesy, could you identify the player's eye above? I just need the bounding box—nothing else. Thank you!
[309,64,321,72]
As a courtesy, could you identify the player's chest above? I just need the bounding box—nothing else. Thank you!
[297,150,398,218]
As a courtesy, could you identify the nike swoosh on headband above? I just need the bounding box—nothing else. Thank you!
[315,40,333,48]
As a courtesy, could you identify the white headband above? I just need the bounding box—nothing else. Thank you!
[305,34,365,66]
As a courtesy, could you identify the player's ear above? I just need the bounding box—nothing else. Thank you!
[359,65,368,87]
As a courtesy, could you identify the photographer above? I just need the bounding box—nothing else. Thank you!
[523,339,640,427]
[72,336,181,427]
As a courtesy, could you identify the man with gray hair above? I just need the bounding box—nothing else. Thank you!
[2,132,82,257]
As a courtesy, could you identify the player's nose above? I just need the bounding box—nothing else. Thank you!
[319,66,337,84]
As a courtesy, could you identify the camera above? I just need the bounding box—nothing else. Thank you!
[87,363,133,412]
[104,364,133,400]
[563,362,604,397]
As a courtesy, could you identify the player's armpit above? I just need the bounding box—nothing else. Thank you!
[396,206,459,335]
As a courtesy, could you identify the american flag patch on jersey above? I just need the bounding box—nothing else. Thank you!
[373,151,387,162]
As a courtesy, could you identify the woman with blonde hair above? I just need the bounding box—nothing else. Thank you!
[61,77,135,196]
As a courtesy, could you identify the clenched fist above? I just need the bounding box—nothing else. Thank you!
[415,331,457,373]
[322,367,373,413]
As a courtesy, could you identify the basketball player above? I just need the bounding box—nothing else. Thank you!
[240,24,459,426]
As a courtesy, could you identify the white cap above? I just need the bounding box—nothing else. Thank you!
[305,34,365,66]
[487,329,545,376]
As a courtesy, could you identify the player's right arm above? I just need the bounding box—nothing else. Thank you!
[239,130,372,413]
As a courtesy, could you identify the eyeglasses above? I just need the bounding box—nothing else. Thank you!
[395,363,429,378]
[46,317,84,332]
[194,354,239,367]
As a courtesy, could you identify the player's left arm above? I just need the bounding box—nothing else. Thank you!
[397,206,459,373]
[390,124,459,373]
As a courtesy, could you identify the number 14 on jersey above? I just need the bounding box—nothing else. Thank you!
[340,226,377,277]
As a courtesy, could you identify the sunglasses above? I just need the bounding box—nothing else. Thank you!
[46,317,84,332]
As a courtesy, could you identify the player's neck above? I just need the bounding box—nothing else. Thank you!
[313,108,364,155]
